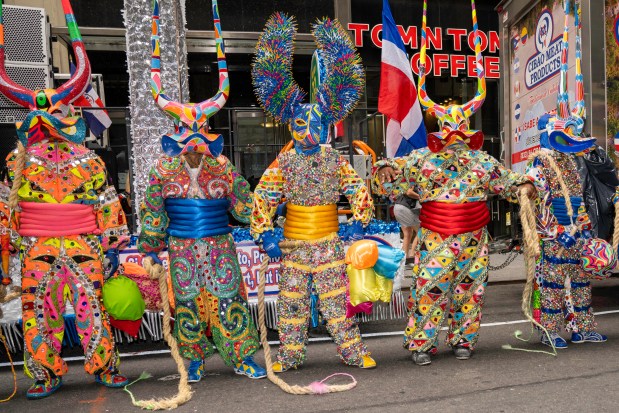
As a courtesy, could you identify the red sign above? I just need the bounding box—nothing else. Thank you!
[511,145,540,165]
[347,23,500,78]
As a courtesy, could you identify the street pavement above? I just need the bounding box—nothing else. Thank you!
[2,259,619,412]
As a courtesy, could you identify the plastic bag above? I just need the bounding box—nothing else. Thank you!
[573,147,619,240]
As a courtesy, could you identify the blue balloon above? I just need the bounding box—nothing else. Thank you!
[374,244,405,280]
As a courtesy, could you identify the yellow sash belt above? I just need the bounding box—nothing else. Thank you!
[284,204,339,240]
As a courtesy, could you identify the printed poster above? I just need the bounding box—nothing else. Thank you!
[509,0,576,173]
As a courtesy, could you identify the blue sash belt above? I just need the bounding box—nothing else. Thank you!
[165,198,231,239]
[551,197,583,226]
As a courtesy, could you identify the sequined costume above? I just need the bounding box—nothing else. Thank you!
[137,0,263,380]
[252,147,373,368]
[526,151,594,333]
[251,13,375,370]
[375,148,528,353]
[138,156,260,365]
[0,0,130,397]
[525,1,606,341]
[373,0,532,358]
[2,142,129,380]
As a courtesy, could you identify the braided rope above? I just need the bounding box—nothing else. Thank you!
[0,141,25,313]
[126,258,193,410]
[257,236,357,395]
[8,141,26,211]
[0,328,17,402]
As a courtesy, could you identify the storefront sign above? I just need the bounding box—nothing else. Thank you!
[509,1,576,173]
[347,23,500,78]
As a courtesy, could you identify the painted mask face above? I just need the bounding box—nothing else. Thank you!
[426,106,484,152]
[158,103,225,157]
[536,0,596,154]
[290,103,323,154]
[151,0,228,158]
[418,0,486,154]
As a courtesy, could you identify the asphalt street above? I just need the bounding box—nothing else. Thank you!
[2,272,619,412]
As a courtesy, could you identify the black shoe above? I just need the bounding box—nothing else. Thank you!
[411,351,431,366]
[452,346,472,360]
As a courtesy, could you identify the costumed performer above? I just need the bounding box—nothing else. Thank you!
[250,13,376,372]
[373,0,536,366]
[525,0,610,349]
[0,0,130,398]
[137,0,265,382]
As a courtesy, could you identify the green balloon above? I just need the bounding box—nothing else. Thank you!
[102,276,146,321]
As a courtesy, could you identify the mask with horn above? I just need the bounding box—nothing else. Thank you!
[252,13,364,156]
[418,0,486,153]
[151,0,228,157]
[0,0,90,147]
[538,0,595,154]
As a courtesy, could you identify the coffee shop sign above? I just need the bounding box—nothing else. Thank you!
[348,23,500,79]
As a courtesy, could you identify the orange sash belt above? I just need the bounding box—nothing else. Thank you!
[419,201,490,235]
[18,202,99,237]
[284,203,339,240]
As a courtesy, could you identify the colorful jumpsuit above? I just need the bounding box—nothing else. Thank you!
[374,146,530,352]
[138,155,260,365]
[526,149,595,333]
[0,139,129,382]
[251,146,374,369]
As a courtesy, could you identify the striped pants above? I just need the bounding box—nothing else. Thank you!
[276,235,369,369]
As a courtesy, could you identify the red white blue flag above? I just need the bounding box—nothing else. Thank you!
[379,0,426,158]
[70,63,112,137]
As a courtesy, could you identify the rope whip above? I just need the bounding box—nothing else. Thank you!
[0,141,26,402]
[256,236,357,395]
[124,257,192,410]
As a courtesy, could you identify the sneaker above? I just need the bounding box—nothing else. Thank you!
[571,331,608,343]
[187,360,205,383]
[541,332,568,348]
[95,369,129,388]
[271,361,288,373]
[452,345,472,360]
[359,355,377,369]
[411,351,431,366]
[26,376,62,400]
[234,356,266,379]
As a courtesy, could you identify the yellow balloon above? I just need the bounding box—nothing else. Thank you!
[347,265,379,306]
[376,275,393,303]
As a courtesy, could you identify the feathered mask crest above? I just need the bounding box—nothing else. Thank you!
[252,13,365,126]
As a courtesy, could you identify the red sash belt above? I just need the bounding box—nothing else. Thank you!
[419,201,490,235]
[18,202,100,237]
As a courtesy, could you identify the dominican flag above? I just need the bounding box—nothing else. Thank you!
[70,63,112,137]
[379,0,426,158]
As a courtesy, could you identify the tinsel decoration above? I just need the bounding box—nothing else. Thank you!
[313,18,365,124]
[252,13,305,123]
[123,0,189,230]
